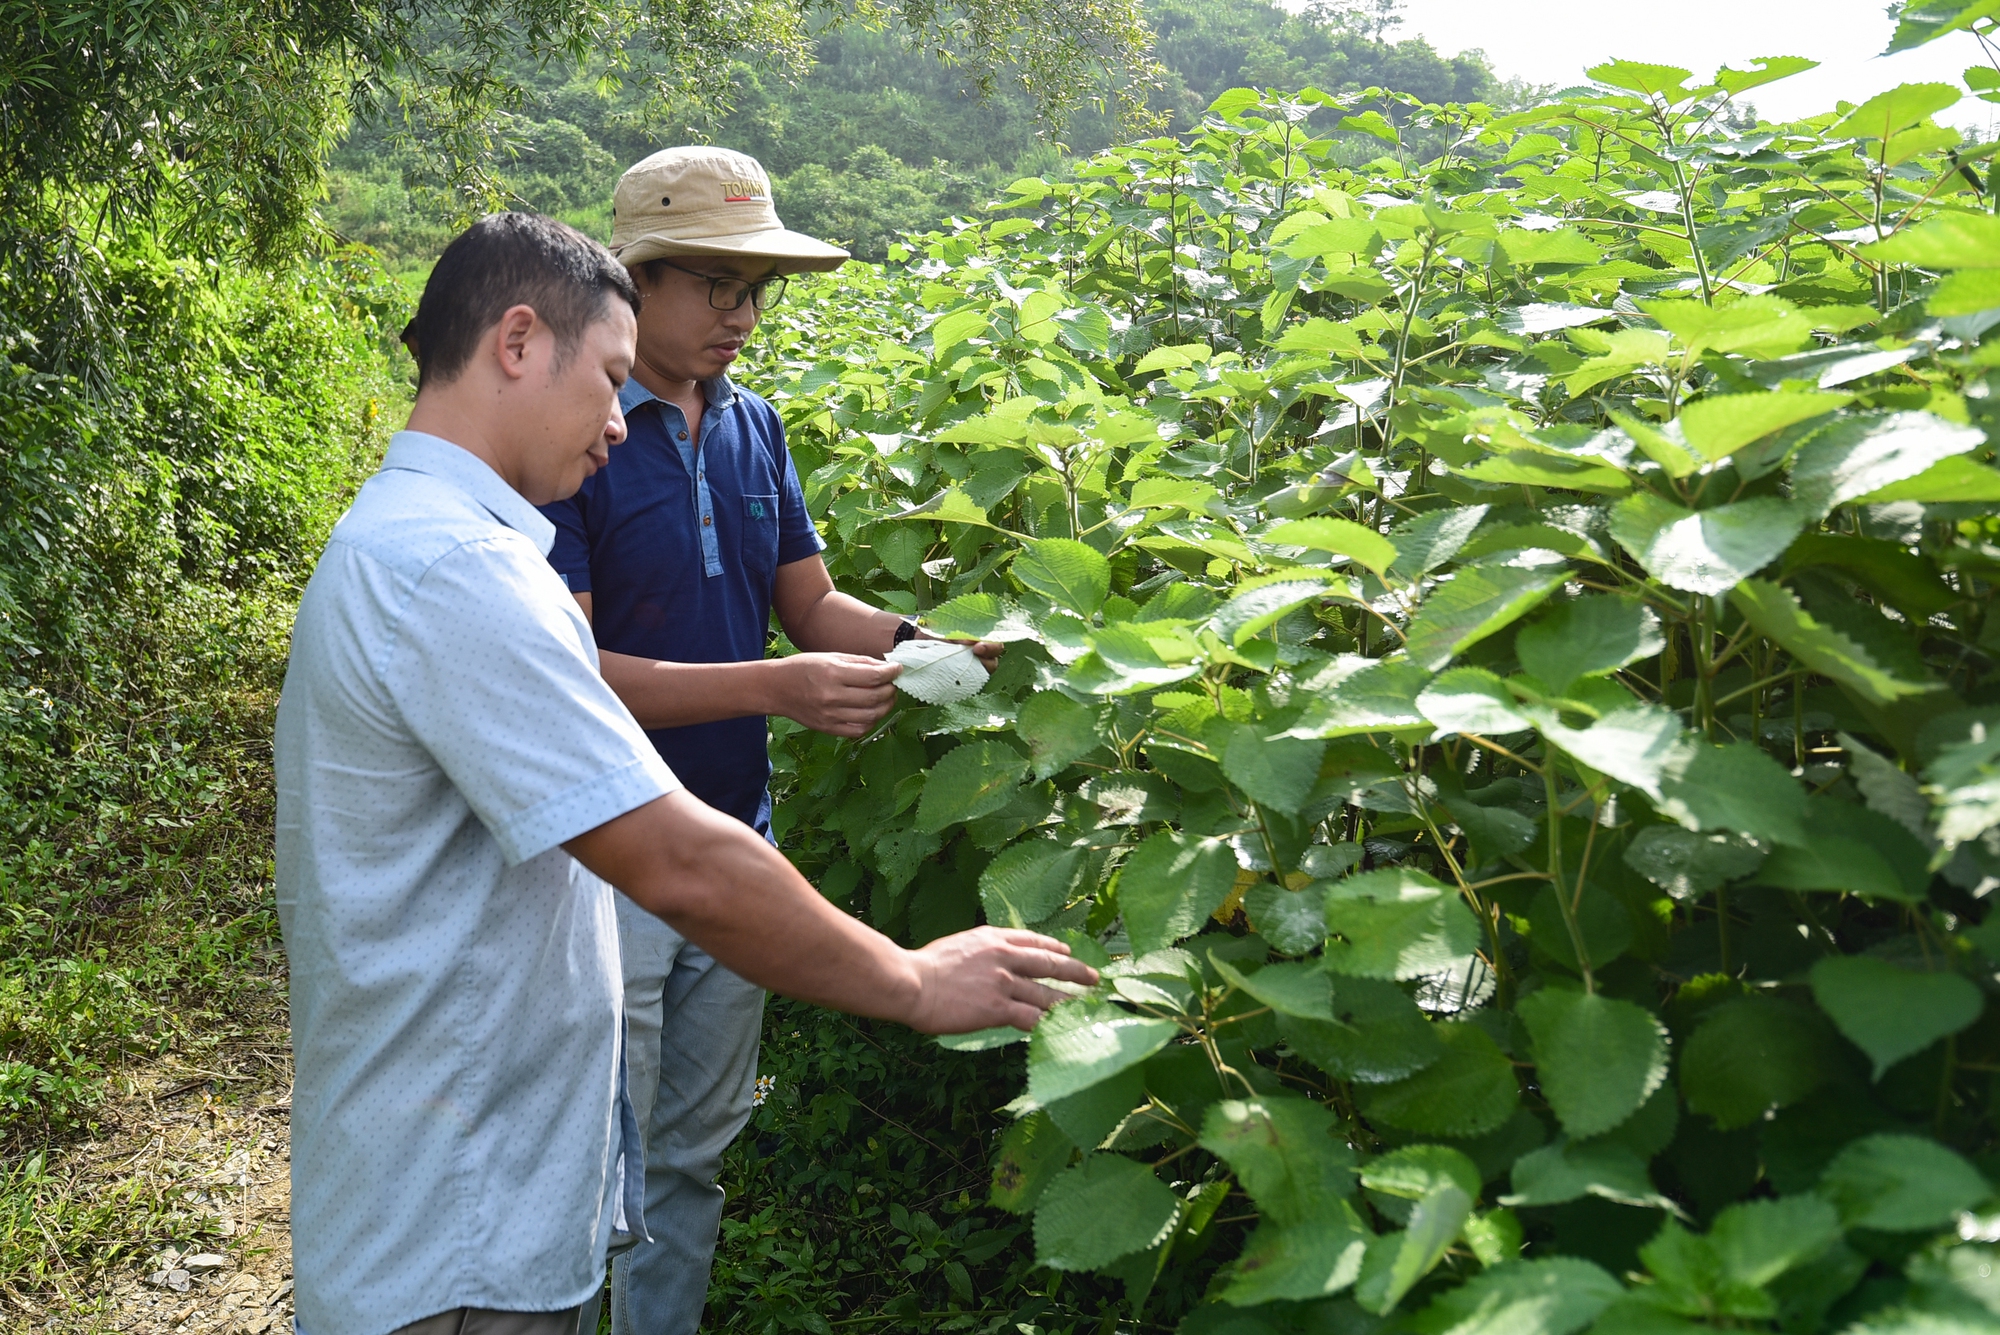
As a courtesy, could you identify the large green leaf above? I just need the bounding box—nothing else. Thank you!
[1709,1196,1843,1288]
[1356,1184,1476,1313]
[1015,690,1102,779]
[1363,1144,1483,1201]
[1502,1138,1667,1209]
[1527,703,1687,798]
[1788,412,1985,520]
[1418,667,1532,736]
[1830,82,1963,141]
[1323,869,1483,979]
[1518,990,1670,1139]
[1404,562,1569,671]
[1609,493,1804,596]
[1623,825,1765,899]
[1390,505,1490,581]
[980,838,1085,927]
[1816,1133,1991,1231]
[1219,1208,1373,1306]
[1856,453,2000,503]
[1680,999,1834,1129]
[1013,538,1110,617]
[1358,1022,1521,1138]
[1027,998,1180,1105]
[1860,209,2000,267]
[1657,740,1810,845]
[1119,831,1239,955]
[1277,976,1445,1084]
[1515,596,1663,691]
[1211,956,1336,1021]
[1200,1096,1358,1225]
[1641,296,1814,359]
[1809,955,1985,1079]
[1032,1153,1180,1270]
[1211,577,1337,646]
[1676,391,1848,464]
[1289,657,1434,738]
[915,740,1029,831]
[1410,1258,1623,1335]
[922,592,1043,643]
[1731,579,1936,706]
[991,1110,1074,1213]
[1268,516,1397,577]
[1222,726,1327,814]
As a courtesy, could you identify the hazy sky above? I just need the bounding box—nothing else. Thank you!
[1377,0,1999,131]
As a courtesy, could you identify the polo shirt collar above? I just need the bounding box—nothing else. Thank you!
[380,430,558,556]
[618,373,738,416]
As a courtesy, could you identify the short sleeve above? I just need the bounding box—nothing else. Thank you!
[540,483,593,594]
[775,434,825,566]
[383,536,677,863]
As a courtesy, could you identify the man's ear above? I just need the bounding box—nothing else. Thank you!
[493,304,541,381]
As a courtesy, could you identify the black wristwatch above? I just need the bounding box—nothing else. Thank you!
[892,618,919,645]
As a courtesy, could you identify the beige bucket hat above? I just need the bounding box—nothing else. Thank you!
[609,146,849,274]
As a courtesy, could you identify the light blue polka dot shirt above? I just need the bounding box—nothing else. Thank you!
[275,432,676,1335]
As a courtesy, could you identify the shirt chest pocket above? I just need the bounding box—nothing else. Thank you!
[740,494,780,578]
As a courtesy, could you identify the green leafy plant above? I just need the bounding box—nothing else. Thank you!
[747,48,2000,1335]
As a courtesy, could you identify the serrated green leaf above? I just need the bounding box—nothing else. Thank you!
[1324,869,1483,979]
[991,1110,1074,1213]
[1390,506,1490,581]
[1014,538,1110,616]
[1247,882,1330,955]
[916,741,1029,831]
[1816,1133,1990,1231]
[1404,562,1570,672]
[1526,703,1687,798]
[1496,229,1602,267]
[1709,1196,1842,1287]
[1220,1209,1373,1306]
[1623,825,1765,899]
[1788,412,1984,520]
[1201,1096,1358,1226]
[1046,1064,1146,1150]
[1410,1257,1623,1335]
[1516,596,1664,691]
[1680,998,1834,1129]
[1856,453,2000,503]
[922,592,1041,642]
[1641,295,1814,359]
[1212,577,1336,646]
[1677,391,1849,464]
[1418,668,1532,736]
[1358,1022,1521,1138]
[1832,82,1963,141]
[1222,726,1327,814]
[980,839,1085,927]
[1810,955,1985,1079]
[1279,976,1444,1084]
[1363,1144,1483,1201]
[1267,516,1398,577]
[1518,990,1670,1139]
[1016,690,1102,779]
[1445,797,1537,863]
[1658,740,1810,845]
[1728,583,1928,707]
[1609,493,1805,596]
[1211,956,1336,1020]
[1033,1153,1180,1270]
[1860,209,2000,267]
[1120,830,1239,955]
[1459,451,1633,494]
[1501,1138,1666,1209]
[1288,657,1435,738]
[1357,1186,1476,1313]
[1027,998,1180,1105]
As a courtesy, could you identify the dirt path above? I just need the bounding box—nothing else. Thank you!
[22,1043,297,1335]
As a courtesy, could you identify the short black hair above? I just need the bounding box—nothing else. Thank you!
[404,212,640,389]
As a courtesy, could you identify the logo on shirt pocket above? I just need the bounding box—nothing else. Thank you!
[741,494,780,579]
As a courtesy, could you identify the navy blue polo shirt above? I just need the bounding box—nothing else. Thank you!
[540,374,824,836]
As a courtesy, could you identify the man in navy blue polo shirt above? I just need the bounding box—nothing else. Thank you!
[542,148,996,1335]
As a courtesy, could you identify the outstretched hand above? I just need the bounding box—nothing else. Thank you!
[902,927,1100,1034]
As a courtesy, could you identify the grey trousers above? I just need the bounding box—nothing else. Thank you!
[577,892,766,1335]
[390,1307,582,1335]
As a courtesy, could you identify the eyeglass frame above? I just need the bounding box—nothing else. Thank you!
[648,257,789,311]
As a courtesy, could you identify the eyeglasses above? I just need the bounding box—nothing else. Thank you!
[652,258,788,311]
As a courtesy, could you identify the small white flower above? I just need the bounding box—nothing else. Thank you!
[751,1074,776,1107]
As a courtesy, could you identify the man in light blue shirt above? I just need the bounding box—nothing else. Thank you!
[275,213,1094,1335]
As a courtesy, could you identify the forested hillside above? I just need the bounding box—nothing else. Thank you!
[324,0,1510,264]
